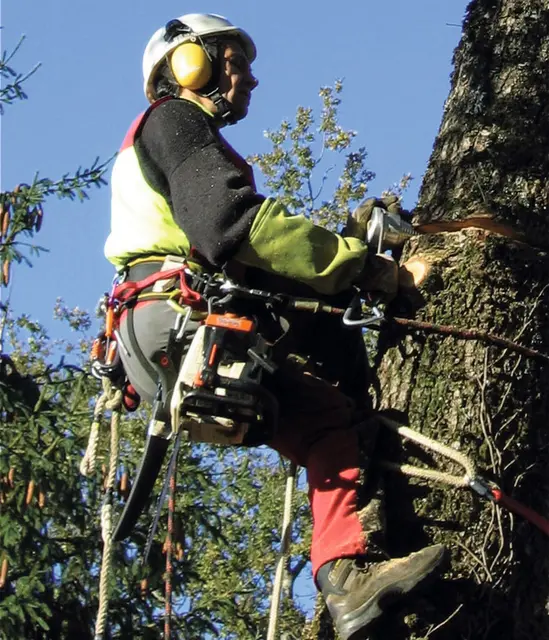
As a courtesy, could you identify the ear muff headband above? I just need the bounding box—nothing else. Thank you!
[170,42,212,91]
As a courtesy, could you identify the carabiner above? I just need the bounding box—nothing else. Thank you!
[342,295,384,328]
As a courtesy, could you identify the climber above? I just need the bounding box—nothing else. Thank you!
[103,13,445,639]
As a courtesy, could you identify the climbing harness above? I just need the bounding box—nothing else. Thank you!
[112,261,282,543]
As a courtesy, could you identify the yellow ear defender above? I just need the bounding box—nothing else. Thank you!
[170,42,212,91]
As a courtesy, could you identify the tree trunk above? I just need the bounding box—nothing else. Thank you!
[373,1,549,638]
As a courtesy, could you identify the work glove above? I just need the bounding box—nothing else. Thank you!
[344,195,403,241]
[354,252,399,301]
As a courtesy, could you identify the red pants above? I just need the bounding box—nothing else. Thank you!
[265,368,369,578]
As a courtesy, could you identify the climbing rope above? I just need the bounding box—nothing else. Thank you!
[267,461,297,640]
[376,415,549,537]
[164,447,179,640]
[377,416,476,488]
[80,377,123,640]
[80,377,113,477]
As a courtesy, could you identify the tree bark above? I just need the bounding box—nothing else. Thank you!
[372,1,549,639]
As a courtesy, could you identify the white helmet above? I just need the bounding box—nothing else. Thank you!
[143,13,256,102]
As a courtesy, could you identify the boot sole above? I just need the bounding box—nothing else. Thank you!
[339,546,446,640]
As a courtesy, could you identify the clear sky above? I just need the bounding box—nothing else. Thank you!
[2,1,468,339]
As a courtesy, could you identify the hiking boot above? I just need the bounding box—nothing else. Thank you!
[317,544,446,640]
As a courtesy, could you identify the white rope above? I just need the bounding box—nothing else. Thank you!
[91,381,123,640]
[80,378,111,477]
[267,461,297,640]
[377,416,477,487]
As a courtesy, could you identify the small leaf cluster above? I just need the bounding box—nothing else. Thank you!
[249,81,375,231]
[171,448,310,639]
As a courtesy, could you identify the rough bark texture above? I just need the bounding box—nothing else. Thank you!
[305,2,549,638]
[372,1,549,639]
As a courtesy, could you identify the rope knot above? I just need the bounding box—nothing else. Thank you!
[102,377,123,412]
[80,378,123,478]
[105,388,123,412]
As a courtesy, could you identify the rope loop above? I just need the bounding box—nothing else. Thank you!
[77,376,124,640]
[377,415,477,488]
[376,415,549,539]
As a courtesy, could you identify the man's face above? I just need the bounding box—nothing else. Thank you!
[217,40,258,121]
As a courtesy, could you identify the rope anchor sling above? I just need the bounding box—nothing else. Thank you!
[376,415,549,537]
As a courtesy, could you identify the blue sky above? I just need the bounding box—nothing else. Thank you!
[2,1,468,338]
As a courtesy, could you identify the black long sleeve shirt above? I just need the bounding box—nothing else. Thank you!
[135,97,265,267]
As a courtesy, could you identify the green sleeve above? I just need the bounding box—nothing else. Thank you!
[234,198,368,295]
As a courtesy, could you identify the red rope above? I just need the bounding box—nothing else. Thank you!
[491,488,549,537]
[164,454,177,639]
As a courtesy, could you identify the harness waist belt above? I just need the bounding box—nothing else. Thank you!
[127,260,168,293]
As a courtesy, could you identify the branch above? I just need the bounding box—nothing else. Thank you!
[389,316,549,363]
[0,35,42,111]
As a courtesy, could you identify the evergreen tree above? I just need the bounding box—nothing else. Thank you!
[0,33,108,640]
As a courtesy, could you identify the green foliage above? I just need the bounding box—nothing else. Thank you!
[249,80,375,231]
[0,165,109,283]
[0,317,102,639]
[0,33,111,639]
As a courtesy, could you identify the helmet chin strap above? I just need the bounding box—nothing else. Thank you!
[195,39,237,126]
[207,89,237,126]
